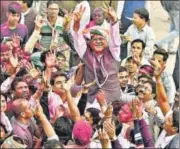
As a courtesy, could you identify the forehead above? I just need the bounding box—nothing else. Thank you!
[153,54,164,60]
[93,10,103,15]
[133,13,141,18]
[119,71,128,76]
[139,77,148,81]
[132,42,143,48]
[144,82,152,88]
[54,76,66,82]
[16,81,28,87]
[48,3,59,8]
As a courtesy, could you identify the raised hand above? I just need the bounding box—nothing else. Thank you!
[63,9,73,31]
[12,34,21,48]
[73,5,86,32]
[149,58,166,78]
[73,5,86,23]
[132,51,141,66]
[98,128,111,148]
[45,51,56,68]
[101,2,118,24]
[104,104,113,119]
[103,120,116,141]
[9,53,18,68]
[34,15,45,31]
[25,62,41,79]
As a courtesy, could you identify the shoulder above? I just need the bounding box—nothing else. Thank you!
[165,135,179,149]
[18,24,28,30]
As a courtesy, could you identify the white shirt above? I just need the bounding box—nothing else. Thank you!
[125,24,156,60]
[20,8,31,24]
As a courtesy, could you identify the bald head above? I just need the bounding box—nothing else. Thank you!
[11,99,29,118]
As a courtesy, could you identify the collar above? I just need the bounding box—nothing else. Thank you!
[165,134,177,143]
[44,16,63,28]
[21,8,31,16]
[12,116,30,129]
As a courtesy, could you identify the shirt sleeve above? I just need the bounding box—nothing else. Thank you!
[162,73,176,104]
[144,27,156,59]
[72,31,87,58]
[109,21,121,61]
[0,77,14,93]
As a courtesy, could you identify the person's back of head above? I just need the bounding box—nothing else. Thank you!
[54,116,73,145]
[72,120,92,146]
[8,2,22,14]
[134,8,149,22]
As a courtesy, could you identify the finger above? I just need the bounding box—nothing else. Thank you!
[101,6,107,13]
[103,2,109,9]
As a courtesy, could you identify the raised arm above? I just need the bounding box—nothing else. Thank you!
[149,58,171,115]
[102,4,121,61]
[72,5,87,58]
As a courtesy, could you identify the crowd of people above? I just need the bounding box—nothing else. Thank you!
[0,0,179,148]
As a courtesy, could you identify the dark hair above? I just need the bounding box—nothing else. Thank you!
[112,100,124,116]
[47,1,59,8]
[1,93,7,103]
[8,2,22,14]
[11,77,26,91]
[138,74,152,81]
[56,52,66,60]
[153,48,169,62]
[134,8,149,22]
[173,109,179,133]
[119,66,127,73]
[22,0,33,8]
[139,65,154,77]
[54,116,73,145]
[126,56,138,65]
[144,80,156,95]
[131,39,146,49]
[50,71,68,85]
[43,139,64,149]
[86,108,101,125]
[40,50,50,64]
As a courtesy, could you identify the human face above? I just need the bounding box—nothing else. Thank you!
[136,77,149,93]
[119,104,133,123]
[1,51,10,62]
[17,1,27,13]
[90,35,108,54]
[93,10,104,25]
[47,3,59,18]
[125,59,138,73]
[7,12,20,26]
[83,112,93,125]
[14,82,30,99]
[0,95,7,112]
[138,83,152,101]
[131,42,143,56]
[118,71,128,88]
[153,54,166,67]
[53,76,67,94]
[55,56,66,70]
[22,100,34,119]
[133,13,144,27]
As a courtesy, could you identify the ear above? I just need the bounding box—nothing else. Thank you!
[172,127,178,133]
[21,112,26,118]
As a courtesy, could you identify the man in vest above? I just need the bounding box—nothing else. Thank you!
[72,6,121,109]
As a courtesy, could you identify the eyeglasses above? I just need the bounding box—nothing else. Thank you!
[91,37,106,42]
[139,85,152,92]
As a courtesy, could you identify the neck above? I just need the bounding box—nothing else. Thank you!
[137,23,146,30]
[22,7,29,13]
[167,132,177,136]
[142,98,151,103]
[7,22,17,30]
[48,16,57,26]
[17,117,30,125]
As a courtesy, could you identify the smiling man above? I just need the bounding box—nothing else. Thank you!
[73,6,121,107]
